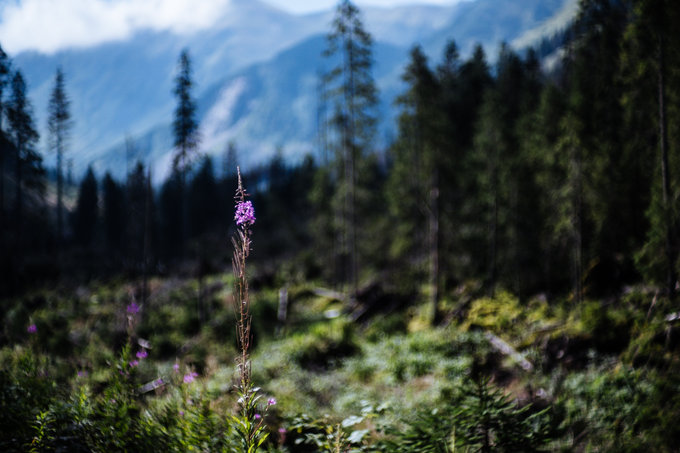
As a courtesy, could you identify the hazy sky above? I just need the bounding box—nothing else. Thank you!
[0,0,464,55]
[264,0,461,14]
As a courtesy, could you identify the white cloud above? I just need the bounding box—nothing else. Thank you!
[0,0,467,55]
[0,0,233,54]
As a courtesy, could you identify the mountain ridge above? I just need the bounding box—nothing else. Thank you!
[9,0,577,181]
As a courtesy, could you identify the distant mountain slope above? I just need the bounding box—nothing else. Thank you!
[11,0,577,180]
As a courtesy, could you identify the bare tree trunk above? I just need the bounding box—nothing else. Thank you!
[15,140,22,237]
[0,140,4,233]
[429,174,440,325]
[56,136,63,248]
[570,137,583,305]
[658,33,676,299]
[489,162,498,297]
[142,168,152,305]
[0,104,4,233]
[347,27,358,300]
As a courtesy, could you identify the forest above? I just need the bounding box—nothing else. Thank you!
[1,0,680,451]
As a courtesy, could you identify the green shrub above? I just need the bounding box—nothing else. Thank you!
[377,378,553,453]
[555,365,680,452]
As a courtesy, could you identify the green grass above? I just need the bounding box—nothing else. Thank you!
[1,276,679,451]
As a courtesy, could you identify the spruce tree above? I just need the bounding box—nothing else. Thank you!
[6,71,40,232]
[172,49,199,175]
[0,45,10,228]
[47,67,72,246]
[188,156,218,240]
[388,45,442,322]
[159,172,183,261]
[126,162,149,272]
[172,49,199,253]
[442,44,492,283]
[470,45,522,294]
[72,166,99,248]
[323,0,378,295]
[623,0,680,298]
[102,172,125,263]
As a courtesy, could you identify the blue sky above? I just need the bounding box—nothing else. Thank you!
[0,0,464,55]
[264,0,461,14]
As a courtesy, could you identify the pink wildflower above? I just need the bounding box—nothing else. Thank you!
[183,371,198,384]
[126,301,139,314]
[235,200,256,226]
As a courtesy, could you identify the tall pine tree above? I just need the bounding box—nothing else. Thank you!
[102,171,125,264]
[387,45,443,322]
[323,0,378,295]
[47,67,72,246]
[6,71,40,233]
[172,49,199,254]
[0,45,10,230]
[72,166,98,249]
[623,0,680,298]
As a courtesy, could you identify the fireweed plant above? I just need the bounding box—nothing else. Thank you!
[231,168,273,452]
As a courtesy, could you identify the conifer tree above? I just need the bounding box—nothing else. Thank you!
[440,44,492,283]
[47,67,72,245]
[471,45,523,294]
[563,0,629,296]
[388,45,442,322]
[188,156,218,240]
[172,49,199,252]
[523,83,571,294]
[72,166,98,248]
[6,71,40,231]
[323,0,378,295]
[0,45,10,227]
[159,172,183,261]
[222,141,238,180]
[172,49,199,175]
[126,162,149,272]
[623,0,680,297]
[102,172,125,263]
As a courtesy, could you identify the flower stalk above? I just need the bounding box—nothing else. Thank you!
[233,167,254,395]
[231,167,269,452]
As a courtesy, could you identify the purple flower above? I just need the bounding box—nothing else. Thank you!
[154,378,164,387]
[173,363,180,373]
[136,349,148,360]
[235,200,256,226]
[267,398,277,406]
[179,410,184,417]
[278,427,286,434]
[254,413,261,420]
[183,371,198,384]
[27,324,37,334]
[77,370,88,377]
[129,360,139,368]
[126,301,139,314]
